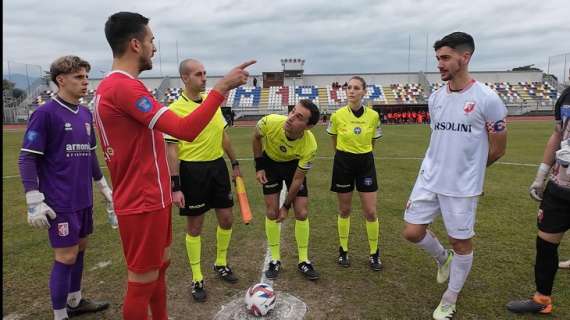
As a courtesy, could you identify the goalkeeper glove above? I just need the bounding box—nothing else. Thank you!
[95,177,113,204]
[106,202,118,229]
[529,163,551,201]
[26,190,56,229]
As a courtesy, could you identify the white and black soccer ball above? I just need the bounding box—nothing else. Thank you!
[244,283,276,316]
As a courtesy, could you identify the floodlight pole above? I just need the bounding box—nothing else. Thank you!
[25,64,31,95]
[7,60,12,83]
[176,40,180,67]
[563,53,568,83]
[158,40,163,76]
[407,34,411,83]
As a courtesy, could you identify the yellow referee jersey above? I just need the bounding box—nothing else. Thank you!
[164,92,227,161]
[327,105,382,154]
[257,114,317,171]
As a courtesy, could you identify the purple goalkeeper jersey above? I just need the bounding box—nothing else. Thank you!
[21,98,97,212]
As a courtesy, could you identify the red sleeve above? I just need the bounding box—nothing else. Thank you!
[116,79,168,128]
[116,78,225,142]
[153,90,225,142]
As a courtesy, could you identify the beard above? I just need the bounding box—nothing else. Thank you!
[441,60,462,81]
[138,55,153,72]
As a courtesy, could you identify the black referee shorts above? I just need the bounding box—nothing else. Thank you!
[179,157,234,216]
[330,150,378,193]
[537,181,570,233]
[261,154,308,197]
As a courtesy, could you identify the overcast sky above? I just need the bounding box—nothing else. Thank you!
[3,0,569,80]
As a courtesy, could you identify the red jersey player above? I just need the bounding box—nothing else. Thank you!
[96,12,254,320]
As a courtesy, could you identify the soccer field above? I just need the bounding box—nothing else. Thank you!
[2,121,569,319]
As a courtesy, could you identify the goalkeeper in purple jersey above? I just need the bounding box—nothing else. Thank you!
[18,56,114,320]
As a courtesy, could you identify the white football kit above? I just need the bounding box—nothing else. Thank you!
[405,80,507,239]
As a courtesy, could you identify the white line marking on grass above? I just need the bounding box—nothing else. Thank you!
[494,161,538,167]
[3,166,108,179]
[1,159,538,180]
[235,155,540,166]
[3,314,27,320]
[89,260,112,271]
[214,293,306,320]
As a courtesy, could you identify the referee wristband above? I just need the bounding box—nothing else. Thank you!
[254,157,266,171]
[171,175,181,192]
[231,160,240,168]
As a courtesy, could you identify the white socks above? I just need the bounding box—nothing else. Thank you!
[55,291,81,319]
[417,231,448,265]
[53,308,68,320]
[444,251,474,304]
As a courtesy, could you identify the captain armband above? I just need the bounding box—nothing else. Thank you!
[485,119,507,133]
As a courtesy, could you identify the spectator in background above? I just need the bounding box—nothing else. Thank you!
[253,77,258,87]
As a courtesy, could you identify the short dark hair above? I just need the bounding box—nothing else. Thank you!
[105,12,149,57]
[349,76,366,89]
[50,56,91,86]
[299,99,320,126]
[433,32,475,54]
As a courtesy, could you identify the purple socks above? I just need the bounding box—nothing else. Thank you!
[49,260,73,309]
[70,251,84,293]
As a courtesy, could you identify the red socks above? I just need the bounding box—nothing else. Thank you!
[149,260,170,320]
[124,260,170,320]
[123,280,157,320]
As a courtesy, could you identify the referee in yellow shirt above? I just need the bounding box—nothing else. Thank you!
[165,59,241,302]
[327,76,384,271]
[252,100,321,281]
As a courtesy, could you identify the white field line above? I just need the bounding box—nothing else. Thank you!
[1,158,539,180]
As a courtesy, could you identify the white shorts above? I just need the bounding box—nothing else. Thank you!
[404,179,479,240]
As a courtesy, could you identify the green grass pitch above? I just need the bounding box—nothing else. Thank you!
[2,121,569,319]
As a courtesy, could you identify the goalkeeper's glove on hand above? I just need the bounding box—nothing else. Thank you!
[26,190,56,229]
[95,177,113,204]
[529,163,551,201]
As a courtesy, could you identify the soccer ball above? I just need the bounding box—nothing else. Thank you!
[244,283,276,316]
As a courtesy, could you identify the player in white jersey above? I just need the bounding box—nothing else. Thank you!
[401,32,507,320]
